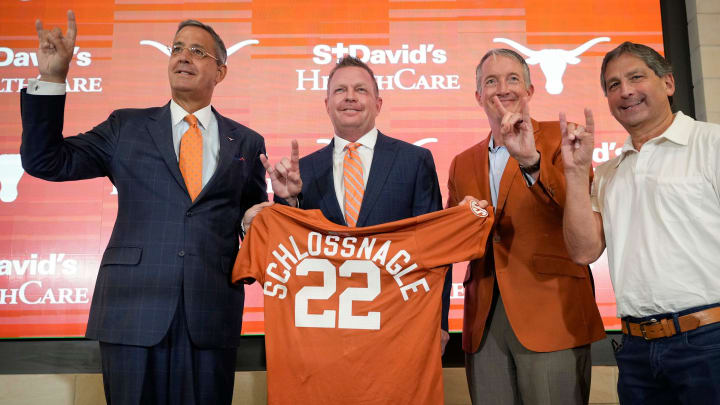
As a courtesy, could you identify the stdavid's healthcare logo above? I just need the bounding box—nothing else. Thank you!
[0,46,101,93]
[0,253,90,306]
[298,43,458,91]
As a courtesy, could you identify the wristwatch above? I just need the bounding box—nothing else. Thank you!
[518,153,541,174]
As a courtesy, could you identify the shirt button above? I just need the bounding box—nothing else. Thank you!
[178,250,185,257]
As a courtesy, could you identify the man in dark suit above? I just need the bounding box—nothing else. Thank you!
[262,56,452,350]
[20,11,267,404]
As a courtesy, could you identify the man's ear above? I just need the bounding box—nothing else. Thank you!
[663,73,675,97]
[215,64,227,85]
[525,83,535,100]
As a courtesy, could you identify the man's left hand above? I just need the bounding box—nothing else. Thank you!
[261,140,302,206]
[441,329,450,355]
[560,108,595,177]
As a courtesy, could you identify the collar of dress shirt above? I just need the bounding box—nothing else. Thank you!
[170,99,213,130]
[333,128,378,154]
[615,111,689,167]
[488,135,507,152]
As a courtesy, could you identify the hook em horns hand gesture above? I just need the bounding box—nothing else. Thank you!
[560,108,596,175]
[492,95,539,168]
[36,10,77,84]
[243,140,302,231]
[261,140,302,207]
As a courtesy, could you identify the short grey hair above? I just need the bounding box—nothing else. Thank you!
[475,48,532,93]
[600,42,673,95]
[176,19,227,65]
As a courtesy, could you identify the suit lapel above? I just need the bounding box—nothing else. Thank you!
[496,160,519,215]
[194,109,237,202]
[146,103,187,195]
[312,140,345,224]
[357,132,397,227]
[473,137,492,202]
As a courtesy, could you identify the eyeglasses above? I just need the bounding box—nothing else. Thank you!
[169,45,219,62]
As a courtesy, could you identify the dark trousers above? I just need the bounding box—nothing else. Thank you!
[616,303,720,404]
[99,298,238,405]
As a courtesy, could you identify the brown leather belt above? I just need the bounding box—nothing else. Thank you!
[622,306,720,340]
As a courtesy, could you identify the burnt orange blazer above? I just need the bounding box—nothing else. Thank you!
[447,119,605,353]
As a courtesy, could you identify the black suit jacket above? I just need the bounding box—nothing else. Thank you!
[297,132,451,329]
[20,90,268,348]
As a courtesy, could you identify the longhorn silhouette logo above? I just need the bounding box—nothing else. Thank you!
[493,37,610,95]
[140,39,259,58]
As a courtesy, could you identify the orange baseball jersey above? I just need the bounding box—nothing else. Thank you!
[232,202,494,404]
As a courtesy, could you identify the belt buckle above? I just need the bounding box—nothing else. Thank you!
[639,318,658,340]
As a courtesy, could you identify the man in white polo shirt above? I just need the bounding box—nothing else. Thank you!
[560,41,720,403]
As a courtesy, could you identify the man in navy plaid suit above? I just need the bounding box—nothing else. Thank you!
[20,11,267,404]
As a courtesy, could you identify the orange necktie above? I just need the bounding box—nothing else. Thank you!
[343,142,364,227]
[179,114,203,201]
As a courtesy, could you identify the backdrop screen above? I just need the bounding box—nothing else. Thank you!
[0,0,664,337]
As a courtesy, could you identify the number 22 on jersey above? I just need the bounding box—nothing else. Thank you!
[264,258,381,330]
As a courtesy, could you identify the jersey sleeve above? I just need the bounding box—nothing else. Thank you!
[231,208,270,285]
[415,202,494,269]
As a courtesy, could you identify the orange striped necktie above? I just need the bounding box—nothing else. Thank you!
[179,114,203,201]
[343,142,364,227]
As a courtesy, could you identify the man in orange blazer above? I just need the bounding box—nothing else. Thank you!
[447,48,605,404]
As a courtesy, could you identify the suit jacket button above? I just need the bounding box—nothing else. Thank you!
[178,250,185,257]
[186,211,192,217]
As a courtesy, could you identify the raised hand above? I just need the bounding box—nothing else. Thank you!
[493,95,538,167]
[560,108,595,175]
[36,10,77,83]
[260,140,302,205]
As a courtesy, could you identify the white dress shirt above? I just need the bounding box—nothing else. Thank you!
[27,79,220,187]
[488,136,510,207]
[488,135,537,207]
[333,128,377,216]
[592,111,720,317]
